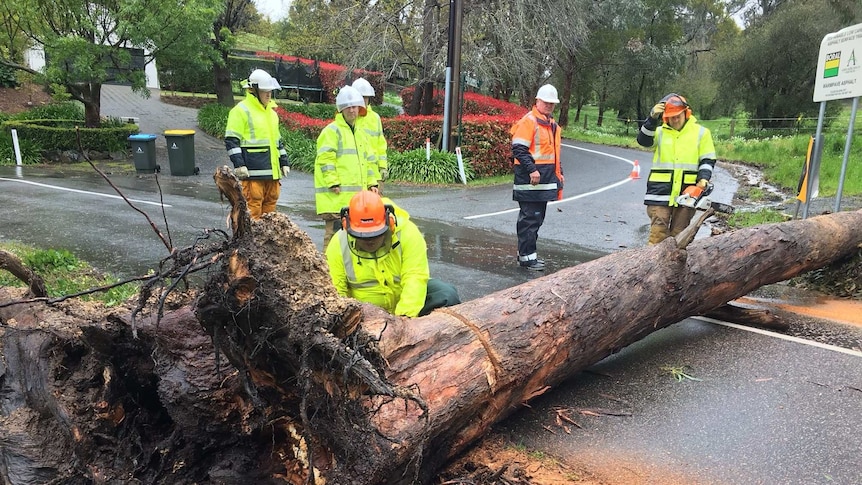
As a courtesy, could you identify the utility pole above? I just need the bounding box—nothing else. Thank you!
[442,0,463,152]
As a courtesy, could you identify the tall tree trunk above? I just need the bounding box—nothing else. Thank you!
[557,51,576,127]
[213,58,235,107]
[83,83,102,128]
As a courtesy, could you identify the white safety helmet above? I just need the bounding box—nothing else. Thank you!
[351,78,375,97]
[335,85,365,112]
[243,69,280,91]
[536,84,560,104]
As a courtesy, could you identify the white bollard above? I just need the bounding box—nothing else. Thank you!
[455,146,467,185]
[426,137,431,161]
[11,128,22,166]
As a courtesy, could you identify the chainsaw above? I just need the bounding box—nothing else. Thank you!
[675,182,735,214]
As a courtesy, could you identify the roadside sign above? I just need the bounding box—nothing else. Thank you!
[813,22,862,102]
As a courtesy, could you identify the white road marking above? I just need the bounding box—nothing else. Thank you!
[694,316,862,358]
[0,177,172,208]
[464,143,637,220]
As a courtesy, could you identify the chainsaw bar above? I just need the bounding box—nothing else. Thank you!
[676,194,735,214]
[707,201,735,214]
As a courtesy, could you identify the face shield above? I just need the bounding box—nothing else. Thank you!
[348,230,393,260]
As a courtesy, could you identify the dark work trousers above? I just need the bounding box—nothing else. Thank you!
[516,200,548,259]
[419,278,461,316]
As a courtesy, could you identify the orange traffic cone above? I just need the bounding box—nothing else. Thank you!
[630,160,641,179]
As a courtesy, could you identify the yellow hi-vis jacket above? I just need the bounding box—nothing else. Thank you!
[314,113,379,214]
[639,115,716,207]
[224,93,289,180]
[355,105,388,172]
[325,201,429,317]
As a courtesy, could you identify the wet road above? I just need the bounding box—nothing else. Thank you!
[2,140,860,484]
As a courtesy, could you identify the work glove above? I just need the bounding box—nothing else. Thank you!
[649,102,666,120]
[696,178,709,189]
[282,166,290,177]
[682,185,703,198]
[379,168,389,182]
[234,166,249,180]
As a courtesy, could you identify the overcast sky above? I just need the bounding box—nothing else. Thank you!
[254,0,291,21]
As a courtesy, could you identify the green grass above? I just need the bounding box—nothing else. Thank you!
[726,208,790,229]
[234,32,278,52]
[0,242,138,307]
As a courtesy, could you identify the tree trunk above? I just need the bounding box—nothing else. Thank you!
[213,56,236,107]
[3,168,862,484]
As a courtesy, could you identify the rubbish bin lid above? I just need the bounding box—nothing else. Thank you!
[128,134,157,141]
[164,129,196,136]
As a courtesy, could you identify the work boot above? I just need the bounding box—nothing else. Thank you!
[519,259,545,271]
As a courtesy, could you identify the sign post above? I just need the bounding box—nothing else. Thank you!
[807,22,862,218]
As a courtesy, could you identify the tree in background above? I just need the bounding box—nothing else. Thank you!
[0,2,29,67]
[714,0,860,129]
[275,0,352,63]
[278,0,445,116]
[0,0,222,127]
[211,0,263,106]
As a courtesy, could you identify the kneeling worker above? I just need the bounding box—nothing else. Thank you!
[326,191,460,317]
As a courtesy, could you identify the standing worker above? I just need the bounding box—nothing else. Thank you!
[637,93,716,244]
[315,85,380,250]
[511,84,564,271]
[352,78,389,191]
[224,69,291,219]
[326,190,460,317]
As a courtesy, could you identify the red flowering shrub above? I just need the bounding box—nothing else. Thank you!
[275,107,328,140]
[384,112,521,178]
[458,114,520,177]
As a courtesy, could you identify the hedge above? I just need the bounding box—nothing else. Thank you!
[1,119,138,152]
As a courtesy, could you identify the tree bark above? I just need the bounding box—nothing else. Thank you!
[0,250,47,297]
[3,168,862,484]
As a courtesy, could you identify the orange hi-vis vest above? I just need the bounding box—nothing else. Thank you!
[511,107,563,202]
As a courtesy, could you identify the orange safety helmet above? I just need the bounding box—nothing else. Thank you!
[661,93,691,121]
[340,191,395,238]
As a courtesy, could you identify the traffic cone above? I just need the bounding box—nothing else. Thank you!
[630,160,641,179]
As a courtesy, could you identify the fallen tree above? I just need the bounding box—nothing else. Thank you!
[2,168,862,484]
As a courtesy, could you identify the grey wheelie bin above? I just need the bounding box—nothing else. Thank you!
[128,134,159,173]
[164,129,199,176]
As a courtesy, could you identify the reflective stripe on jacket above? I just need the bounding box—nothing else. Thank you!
[511,107,563,202]
[314,113,379,214]
[224,93,288,180]
[325,202,429,317]
[356,106,388,171]
[642,116,716,206]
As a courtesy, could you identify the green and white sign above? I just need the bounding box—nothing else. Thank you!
[813,22,862,102]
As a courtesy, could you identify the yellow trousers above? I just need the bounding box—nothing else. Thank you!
[241,180,280,219]
[646,205,696,245]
